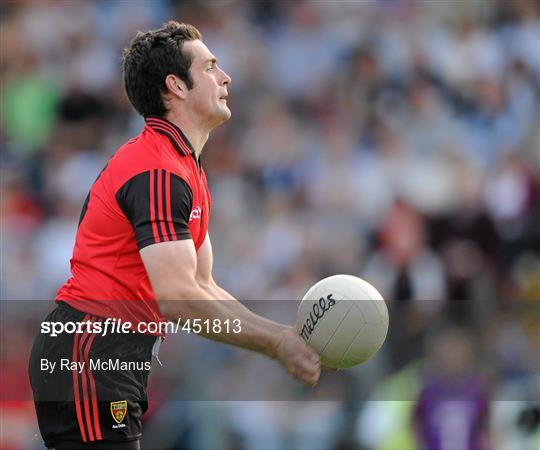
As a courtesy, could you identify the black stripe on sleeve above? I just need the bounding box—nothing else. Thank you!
[161,169,168,240]
[153,169,162,242]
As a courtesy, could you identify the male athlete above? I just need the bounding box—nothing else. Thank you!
[29,21,321,449]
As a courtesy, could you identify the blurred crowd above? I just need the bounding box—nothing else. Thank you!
[1,1,539,449]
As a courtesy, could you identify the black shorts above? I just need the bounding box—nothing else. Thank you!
[28,302,156,448]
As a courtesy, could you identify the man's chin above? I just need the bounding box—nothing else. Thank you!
[208,110,231,130]
[222,105,231,119]
[217,107,232,123]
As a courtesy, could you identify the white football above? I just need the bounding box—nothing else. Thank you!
[296,274,389,369]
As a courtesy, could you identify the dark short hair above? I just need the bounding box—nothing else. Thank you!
[122,21,202,118]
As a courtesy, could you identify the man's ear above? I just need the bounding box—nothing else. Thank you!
[165,75,187,100]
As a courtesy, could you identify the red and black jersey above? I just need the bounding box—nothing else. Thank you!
[56,117,212,333]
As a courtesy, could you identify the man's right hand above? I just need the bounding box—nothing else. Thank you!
[274,327,321,388]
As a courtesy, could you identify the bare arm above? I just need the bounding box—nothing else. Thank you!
[140,234,320,387]
[193,234,236,300]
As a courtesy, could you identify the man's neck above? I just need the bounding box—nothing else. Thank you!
[165,110,209,157]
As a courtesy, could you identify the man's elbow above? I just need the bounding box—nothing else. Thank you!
[156,299,177,321]
[154,284,202,319]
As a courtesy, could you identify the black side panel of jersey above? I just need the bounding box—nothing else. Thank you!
[78,163,109,226]
[116,170,193,249]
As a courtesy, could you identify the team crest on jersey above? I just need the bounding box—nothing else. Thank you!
[189,206,202,222]
[110,400,127,424]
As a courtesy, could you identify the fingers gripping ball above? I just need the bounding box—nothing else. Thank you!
[296,275,389,369]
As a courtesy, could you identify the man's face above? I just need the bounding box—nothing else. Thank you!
[182,40,231,128]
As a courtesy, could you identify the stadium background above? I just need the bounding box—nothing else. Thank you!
[1,0,539,449]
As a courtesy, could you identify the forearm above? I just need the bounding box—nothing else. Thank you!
[158,284,287,358]
[204,281,236,301]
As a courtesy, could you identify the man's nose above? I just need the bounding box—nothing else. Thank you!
[221,68,231,85]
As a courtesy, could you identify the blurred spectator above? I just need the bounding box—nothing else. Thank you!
[412,327,490,450]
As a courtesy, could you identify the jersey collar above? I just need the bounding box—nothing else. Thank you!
[145,117,195,156]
